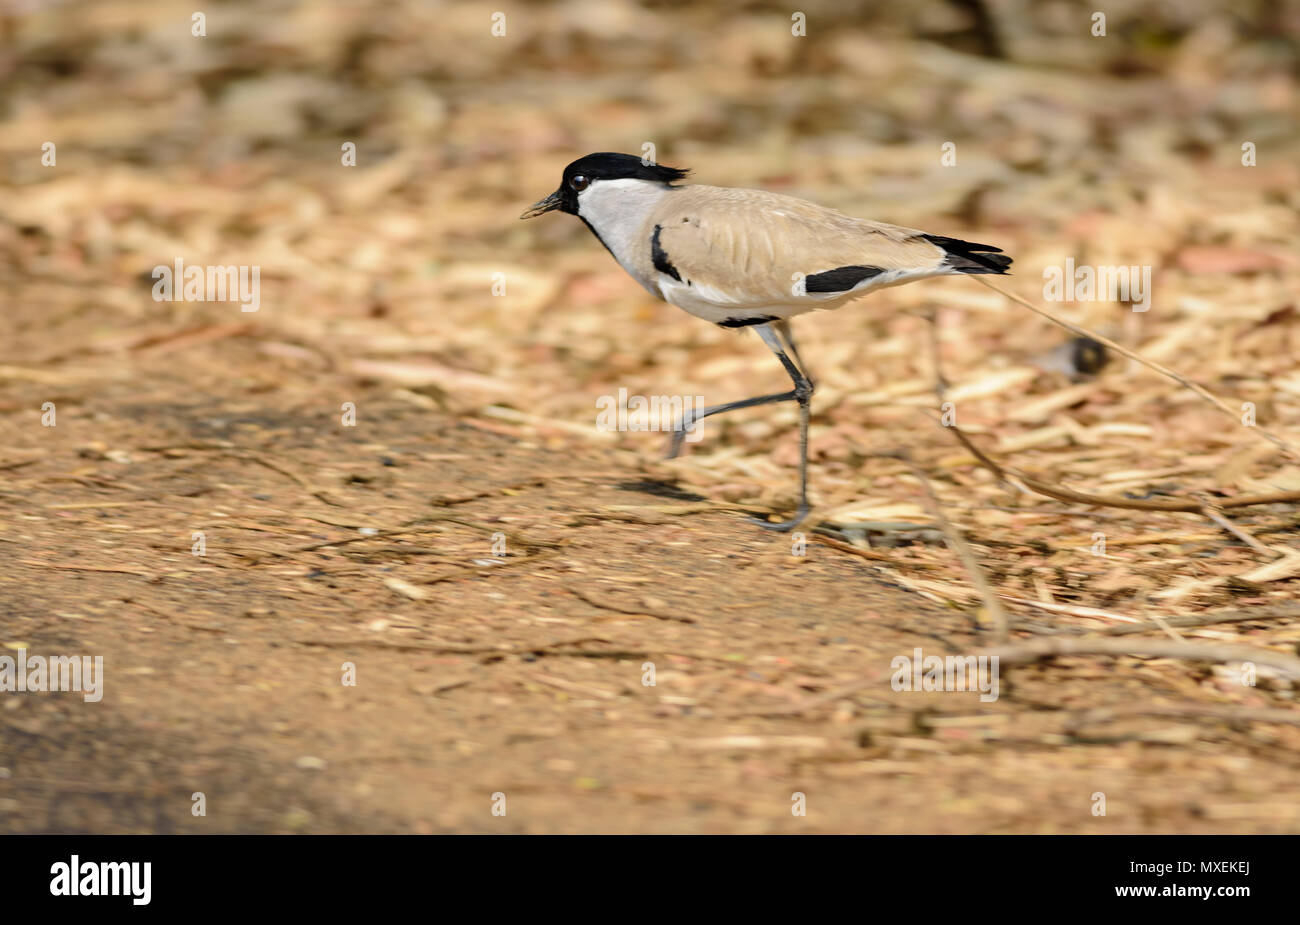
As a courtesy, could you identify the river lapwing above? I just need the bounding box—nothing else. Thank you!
[523,152,1012,531]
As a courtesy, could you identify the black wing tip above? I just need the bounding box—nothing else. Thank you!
[923,233,1013,275]
[953,253,1013,275]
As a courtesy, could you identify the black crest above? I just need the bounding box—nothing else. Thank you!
[562,152,690,187]
[523,152,691,219]
[545,153,689,215]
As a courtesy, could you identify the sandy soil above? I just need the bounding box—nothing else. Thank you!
[3,0,1299,834]
[1,339,1297,834]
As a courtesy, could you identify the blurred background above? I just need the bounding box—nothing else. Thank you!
[2,0,1300,834]
[3,1,1297,502]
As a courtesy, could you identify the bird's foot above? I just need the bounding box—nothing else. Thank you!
[826,521,945,548]
[749,501,811,533]
[664,418,696,459]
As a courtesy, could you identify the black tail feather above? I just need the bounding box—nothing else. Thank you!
[922,233,1012,275]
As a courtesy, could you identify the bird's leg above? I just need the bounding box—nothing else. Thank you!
[666,388,798,458]
[772,321,816,527]
[665,323,812,458]
[773,319,814,388]
[750,323,813,532]
[664,323,813,533]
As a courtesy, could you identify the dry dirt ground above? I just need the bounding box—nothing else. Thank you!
[2,338,1299,834]
[3,0,1300,834]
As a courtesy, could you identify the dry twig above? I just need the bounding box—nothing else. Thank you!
[975,277,1298,460]
[975,636,1300,681]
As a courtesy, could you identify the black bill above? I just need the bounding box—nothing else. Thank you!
[520,190,563,219]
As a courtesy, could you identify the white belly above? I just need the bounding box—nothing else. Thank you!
[657,277,806,324]
[657,267,939,325]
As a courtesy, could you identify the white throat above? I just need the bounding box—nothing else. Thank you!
[575,178,673,291]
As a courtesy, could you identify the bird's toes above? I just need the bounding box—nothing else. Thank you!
[664,419,698,459]
[749,503,812,533]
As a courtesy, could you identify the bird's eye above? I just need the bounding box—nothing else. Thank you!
[569,175,590,192]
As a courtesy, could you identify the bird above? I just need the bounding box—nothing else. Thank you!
[522,152,1012,531]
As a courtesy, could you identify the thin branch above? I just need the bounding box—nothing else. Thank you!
[942,416,1300,511]
[566,585,696,623]
[1194,493,1283,558]
[1063,702,1300,732]
[975,636,1300,681]
[891,452,1010,641]
[974,276,1298,460]
[1087,604,1300,636]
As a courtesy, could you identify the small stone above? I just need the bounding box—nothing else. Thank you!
[383,577,427,600]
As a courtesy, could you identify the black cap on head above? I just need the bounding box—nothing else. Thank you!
[522,152,690,218]
[560,152,689,186]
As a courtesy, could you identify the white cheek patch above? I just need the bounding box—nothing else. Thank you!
[576,178,670,232]
[575,178,672,291]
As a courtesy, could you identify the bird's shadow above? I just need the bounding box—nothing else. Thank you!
[615,479,707,502]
